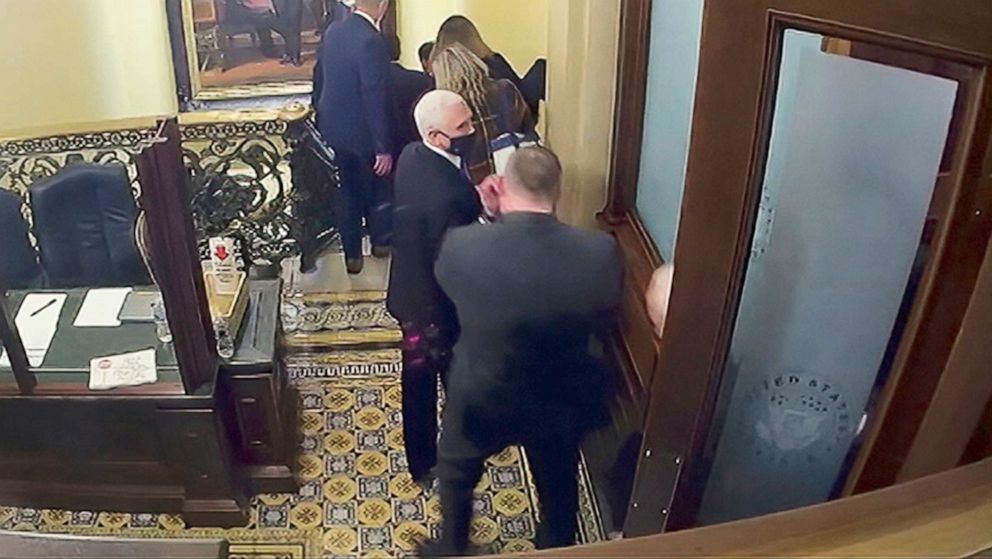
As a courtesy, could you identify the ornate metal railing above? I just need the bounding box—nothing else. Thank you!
[284,112,342,273]
[0,106,340,276]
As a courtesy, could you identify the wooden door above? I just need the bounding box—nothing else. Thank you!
[623,0,992,536]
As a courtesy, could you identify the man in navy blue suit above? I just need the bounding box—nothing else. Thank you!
[313,0,393,274]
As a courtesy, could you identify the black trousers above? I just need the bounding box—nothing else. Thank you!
[334,149,392,261]
[400,321,453,483]
[225,1,302,59]
[435,432,581,554]
[272,0,304,60]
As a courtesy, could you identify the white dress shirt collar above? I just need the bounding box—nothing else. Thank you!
[354,10,380,32]
[424,141,461,169]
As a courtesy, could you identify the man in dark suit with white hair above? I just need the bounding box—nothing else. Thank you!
[387,90,481,488]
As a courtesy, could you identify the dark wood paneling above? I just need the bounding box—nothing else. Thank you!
[602,0,653,224]
[219,366,299,494]
[137,119,218,394]
[157,408,249,527]
[962,396,992,466]
[0,397,192,514]
[588,0,659,536]
[0,480,185,513]
[898,234,992,480]
[613,215,662,394]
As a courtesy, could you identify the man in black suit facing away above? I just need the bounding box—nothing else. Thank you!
[387,90,481,488]
[384,35,434,162]
[313,0,393,274]
[418,41,435,75]
[423,146,623,555]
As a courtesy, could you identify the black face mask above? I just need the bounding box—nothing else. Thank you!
[441,130,476,157]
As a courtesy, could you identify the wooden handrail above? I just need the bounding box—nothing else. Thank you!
[0,531,228,558]
[500,458,992,558]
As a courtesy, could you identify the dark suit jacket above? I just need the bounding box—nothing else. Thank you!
[387,63,433,159]
[313,14,392,159]
[435,213,623,457]
[386,143,482,327]
[484,53,540,118]
[483,53,521,86]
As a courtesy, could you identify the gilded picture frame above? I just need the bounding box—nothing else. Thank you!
[167,0,321,110]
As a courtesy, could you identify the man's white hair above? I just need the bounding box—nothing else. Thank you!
[414,89,468,139]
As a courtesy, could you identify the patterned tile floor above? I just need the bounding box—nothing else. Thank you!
[0,294,604,558]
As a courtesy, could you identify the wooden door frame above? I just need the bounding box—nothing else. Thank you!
[598,0,659,404]
[613,0,992,537]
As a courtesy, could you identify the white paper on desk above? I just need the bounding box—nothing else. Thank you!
[73,287,133,327]
[0,293,67,368]
[88,348,157,390]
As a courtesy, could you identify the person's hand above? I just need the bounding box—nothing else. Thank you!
[475,175,501,217]
[373,154,393,177]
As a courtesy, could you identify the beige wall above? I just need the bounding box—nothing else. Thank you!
[456,0,548,76]
[0,0,177,137]
[545,0,621,229]
[397,0,548,75]
[396,0,458,69]
[0,0,617,231]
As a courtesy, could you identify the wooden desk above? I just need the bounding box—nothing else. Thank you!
[0,280,296,526]
[1,288,183,395]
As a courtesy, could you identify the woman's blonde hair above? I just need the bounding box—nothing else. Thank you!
[434,15,495,60]
[432,43,492,126]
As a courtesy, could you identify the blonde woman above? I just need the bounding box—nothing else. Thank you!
[432,43,535,184]
[435,15,521,86]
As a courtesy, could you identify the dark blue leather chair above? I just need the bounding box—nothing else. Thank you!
[28,164,149,288]
[0,189,41,289]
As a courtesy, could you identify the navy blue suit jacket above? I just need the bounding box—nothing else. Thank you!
[313,14,392,159]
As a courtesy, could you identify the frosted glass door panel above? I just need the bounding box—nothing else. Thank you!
[634,0,703,261]
[696,30,957,525]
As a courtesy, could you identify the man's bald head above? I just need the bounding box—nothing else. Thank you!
[503,146,563,203]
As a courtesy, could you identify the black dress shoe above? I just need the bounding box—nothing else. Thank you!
[345,257,364,275]
[300,255,316,274]
[371,245,390,258]
[412,471,435,493]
